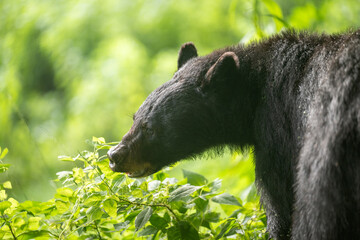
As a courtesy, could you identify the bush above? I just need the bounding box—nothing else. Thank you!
[0,138,266,239]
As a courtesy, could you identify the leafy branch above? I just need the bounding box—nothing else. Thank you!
[0,139,266,239]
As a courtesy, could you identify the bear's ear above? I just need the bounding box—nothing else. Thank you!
[178,42,198,69]
[203,52,240,88]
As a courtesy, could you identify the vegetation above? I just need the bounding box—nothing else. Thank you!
[0,0,359,238]
[0,139,266,239]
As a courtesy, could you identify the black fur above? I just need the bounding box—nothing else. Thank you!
[108,29,360,239]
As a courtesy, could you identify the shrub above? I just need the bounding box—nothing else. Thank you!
[0,138,266,239]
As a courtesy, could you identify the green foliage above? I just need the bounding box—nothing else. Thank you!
[0,141,266,239]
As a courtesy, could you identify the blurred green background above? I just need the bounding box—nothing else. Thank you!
[0,0,359,202]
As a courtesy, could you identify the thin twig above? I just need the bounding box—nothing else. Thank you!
[1,213,17,240]
[8,222,17,240]
[94,221,102,240]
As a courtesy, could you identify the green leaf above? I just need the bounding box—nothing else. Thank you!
[86,206,103,221]
[92,136,106,144]
[0,148,8,160]
[246,184,259,202]
[205,211,220,222]
[135,206,153,231]
[168,185,201,202]
[0,164,11,173]
[56,187,74,197]
[13,217,26,228]
[147,180,161,191]
[17,230,50,240]
[170,201,188,214]
[58,155,75,161]
[162,177,178,185]
[194,197,208,212]
[0,201,11,213]
[228,209,241,219]
[216,219,235,239]
[103,198,117,218]
[56,171,73,180]
[167,221,200,240]
[125,209,142,222]
[164,211,171,222]
[150,213,169,230]
[153,171,169,181]
[95,159,114,176]
[73,168,85,183]
[212,193,242,206]
[3,181,12,189]
[0,190,7,200]
[260,213,267,225]
[111,174,126,191]
[200,220,211,230]
[114,221,130,231]
[28,217,42,230]
[167,225,180,240]
[208,178,222,192]
[84,193,104,205]
[138,225,158,236]
[55,200,70,214]
[182,169,208,186]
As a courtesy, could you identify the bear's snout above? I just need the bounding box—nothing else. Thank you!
[107,144,128,171]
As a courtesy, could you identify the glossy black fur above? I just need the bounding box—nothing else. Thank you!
[108,29,360,239]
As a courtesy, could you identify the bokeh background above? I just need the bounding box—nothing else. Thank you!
[1,0,359,201]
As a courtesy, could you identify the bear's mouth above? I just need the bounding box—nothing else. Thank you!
[108,155,159,178]
[126,166,160,178]
[126,168,149,178]
[109,161,151,178]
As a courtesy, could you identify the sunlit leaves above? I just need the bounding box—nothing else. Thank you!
[135,206,153,231]
[5,198,19,215]
[92,136,105,144]
[148,180,161,191]
[86,206,103,221]
[0,148,8,160]
[0,190,7,201]
[23,231,51,239]
[183,169,208,186]
[150,213,169,230]
[168,185,202,202]
[167,221,200,240]
[0,141,266,239]
[13,217,26,228]
[103,198,117,218]
[3,181,12,189]
[55,200,69,214]
[212,193,242,206]
[0,164,10,173]
[58,155,75,162]
[28,217,42,231]
[56,187,74,198]
[0,201,11,214]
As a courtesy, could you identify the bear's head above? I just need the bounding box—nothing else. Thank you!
[107,43,241,177]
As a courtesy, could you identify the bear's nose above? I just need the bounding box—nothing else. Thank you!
[107,144,128,171]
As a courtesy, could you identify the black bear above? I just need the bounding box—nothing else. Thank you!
[108,29,360,239]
